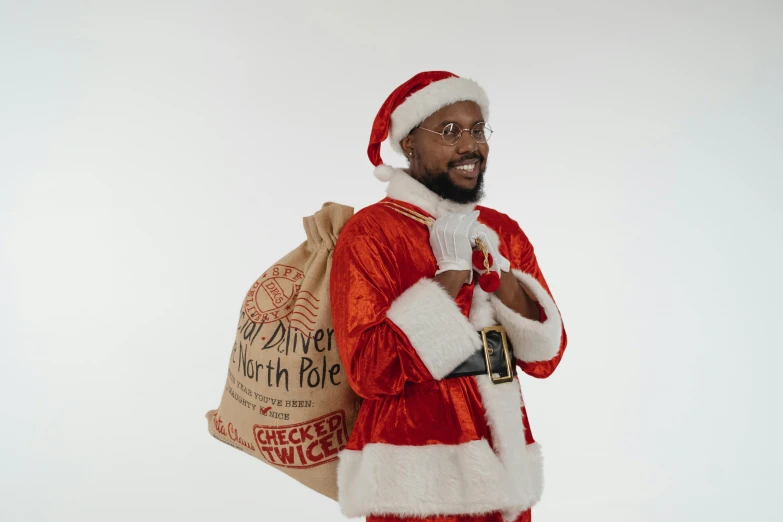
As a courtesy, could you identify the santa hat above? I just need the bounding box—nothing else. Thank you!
[368,71,490,182]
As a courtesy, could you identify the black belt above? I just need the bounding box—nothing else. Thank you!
[446,326,517,384]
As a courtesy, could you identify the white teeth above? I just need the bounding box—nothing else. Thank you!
[455,164,475,171]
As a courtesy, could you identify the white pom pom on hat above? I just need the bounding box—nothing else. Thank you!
[373,164,396,182]
[367,71,489,182]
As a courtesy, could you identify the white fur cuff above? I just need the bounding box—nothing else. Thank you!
[387,278,482,379]
[490,270,563,363]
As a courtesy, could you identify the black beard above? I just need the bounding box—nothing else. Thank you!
[417,162,486,204]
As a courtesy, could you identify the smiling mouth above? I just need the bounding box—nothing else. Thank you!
[451,160,480,177]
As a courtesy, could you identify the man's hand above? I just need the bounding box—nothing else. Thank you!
[494,270,541,321]
[433,270,472,299]
[469,223,539,321]
[469,222,510,273]
[429,211,480,298]
[430,211,480,276]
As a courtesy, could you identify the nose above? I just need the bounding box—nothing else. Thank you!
[455,129,478,154]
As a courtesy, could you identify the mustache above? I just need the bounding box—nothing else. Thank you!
[448,152,484,168]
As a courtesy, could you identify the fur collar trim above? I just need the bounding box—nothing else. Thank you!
[385,167,478,218]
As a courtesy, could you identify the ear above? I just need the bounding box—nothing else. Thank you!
[400,135,414,157]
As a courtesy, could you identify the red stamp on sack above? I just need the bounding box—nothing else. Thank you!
[243,264,304,324]
[253,410,348,469]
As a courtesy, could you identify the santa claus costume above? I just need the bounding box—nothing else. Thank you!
[330,72,567,522]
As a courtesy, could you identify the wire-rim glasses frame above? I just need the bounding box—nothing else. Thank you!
[414,121,493,146]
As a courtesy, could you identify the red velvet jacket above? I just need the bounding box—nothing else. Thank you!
[330,168,567,521]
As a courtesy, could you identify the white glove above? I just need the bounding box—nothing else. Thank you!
[470,222,511,273]
[430,211,480,277]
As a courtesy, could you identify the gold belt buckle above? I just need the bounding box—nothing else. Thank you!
[481,325,513,384]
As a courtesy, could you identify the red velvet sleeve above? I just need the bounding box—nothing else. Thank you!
[499,221,568,379]
[329,227,434,399]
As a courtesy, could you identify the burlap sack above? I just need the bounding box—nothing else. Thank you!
[206,202,362,501]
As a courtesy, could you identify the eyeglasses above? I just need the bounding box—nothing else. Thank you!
[415,121,493,146]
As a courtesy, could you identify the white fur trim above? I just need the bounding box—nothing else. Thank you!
[336,439,542,519]
[470,279,546,519]
[490,269,563,362]
[373,164,396,182]
[481,224,501,251]
[474,375,543,521]
[478,225,509,271]
[389,77,490,153]
[469,285,496,330]
[387,278,481,379]
[526,442,545,509]
[386,168,477,217]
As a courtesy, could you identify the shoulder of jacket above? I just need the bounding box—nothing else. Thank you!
[344,200,396,226]
[337,200,399,244]
[476,205,519,230]
[476,205,533,246]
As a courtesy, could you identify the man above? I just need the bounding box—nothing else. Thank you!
[329,71,567,522]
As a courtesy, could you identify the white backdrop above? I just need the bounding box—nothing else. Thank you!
[2,1,782,521]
